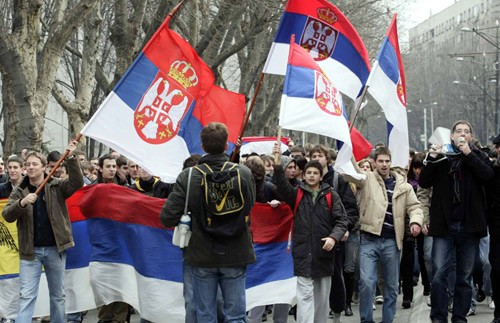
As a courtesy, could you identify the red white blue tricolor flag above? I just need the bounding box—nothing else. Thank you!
[81,14,245,182]
[366,14,409,168]
[264,0,371,100]
[280,38,363,179]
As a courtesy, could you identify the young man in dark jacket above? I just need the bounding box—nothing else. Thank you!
[161,122,256,323]
[309,144,359,320]
[420,120,493,323]
[2,141,84,323]
[272,153,347,323]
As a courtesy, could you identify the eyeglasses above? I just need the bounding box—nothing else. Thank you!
[453,129,471,135]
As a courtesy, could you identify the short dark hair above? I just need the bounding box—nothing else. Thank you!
[47,150,61,163]
[98,154,116,169]
[374,147,392,161]
[294,156,308,171]
[183,154,201,169]
[304,160,324,177]
[289,145,306,156]
[245,157,266,183]
[200,122,228,154]
[309,144,330,162]
[116,155,128,167]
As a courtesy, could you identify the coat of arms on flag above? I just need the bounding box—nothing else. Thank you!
[301,7,339,61]
[134,60,196,144]
[315,72,342,115]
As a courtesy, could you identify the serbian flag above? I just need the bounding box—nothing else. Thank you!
[280,38,363,180]
[264,0,371,100]
[81,13,246,183]
[366,15,409,168]
[349,123,373,161]
[240,136,290,156]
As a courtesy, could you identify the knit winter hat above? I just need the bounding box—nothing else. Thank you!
[280,155,294,169]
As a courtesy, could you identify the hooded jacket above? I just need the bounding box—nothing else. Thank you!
[273,164,347,278]
[160,153,256,268]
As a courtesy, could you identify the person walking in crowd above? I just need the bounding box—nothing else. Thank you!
[161,122,256,323]
[420,120,493,323]
[2,141,84,323]
[347,146,423,323]
[273,142,348,323]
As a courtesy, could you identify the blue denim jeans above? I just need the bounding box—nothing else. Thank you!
[17,247,67,323]
[191,266,247,323]
[67,312,83,323]
[430,222,479,323]
[358,234,400,323]
[183,263,196,323]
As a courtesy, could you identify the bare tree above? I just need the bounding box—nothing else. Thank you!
[0,0,100,155]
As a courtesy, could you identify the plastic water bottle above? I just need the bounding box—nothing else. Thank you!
[172,214,192,248]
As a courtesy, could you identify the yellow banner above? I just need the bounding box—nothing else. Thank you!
[0,198,20,276]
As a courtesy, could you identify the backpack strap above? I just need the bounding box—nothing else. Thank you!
[293,187,304,215]
[332,171,339,193]
[326,191,333,211]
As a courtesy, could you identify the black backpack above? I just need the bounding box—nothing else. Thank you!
[194,161,248,239]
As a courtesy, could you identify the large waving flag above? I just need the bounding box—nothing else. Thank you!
[366,14,409,168]
[264,0,371,100]
[280,38,363,179]
[81,12,246,183]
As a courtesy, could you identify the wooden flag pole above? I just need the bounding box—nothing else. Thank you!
[349,85,369,132]
[274,126,283,164]
[35,133,83,195]
[231,71,266,161]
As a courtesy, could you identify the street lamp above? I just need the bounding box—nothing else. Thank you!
[461,20,500,136]
[419,101,438,149]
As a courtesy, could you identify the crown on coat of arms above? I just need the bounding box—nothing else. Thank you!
[167,60,199,89]
[317,7,337,25]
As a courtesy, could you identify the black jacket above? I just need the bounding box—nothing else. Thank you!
[419,148,493,237]
[487,158,500,236]
[129,176,172,198]
[273,164,347,278]
[323,167,359,232]
[160,153,256,268]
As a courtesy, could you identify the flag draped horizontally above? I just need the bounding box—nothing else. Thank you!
[264,0,371,100]
[0,187,296,322]
[81,15,246,183]
[366,14,409,168]
[280,39,362,179]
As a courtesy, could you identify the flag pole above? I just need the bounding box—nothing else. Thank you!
[274,126,283,163]
[348,85,369,131]
[35,133,83,195]
[231,71,266,161]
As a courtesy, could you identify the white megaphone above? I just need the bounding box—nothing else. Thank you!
[428,127,461,155]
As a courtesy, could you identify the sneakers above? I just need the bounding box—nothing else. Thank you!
[374,295,384,304]
[466,308,476,316]
[426,296,431,307]
[352,292,359,304]
[373,303,376,310]
[344,305,353,316]
[332,312,342,323]
[477,288,486,302]
[490,300,496,310]
[402,300,412,309]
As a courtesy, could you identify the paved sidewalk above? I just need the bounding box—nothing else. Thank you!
[81,283,496,322]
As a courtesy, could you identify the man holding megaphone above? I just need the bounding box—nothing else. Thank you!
[420,120,493,323]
